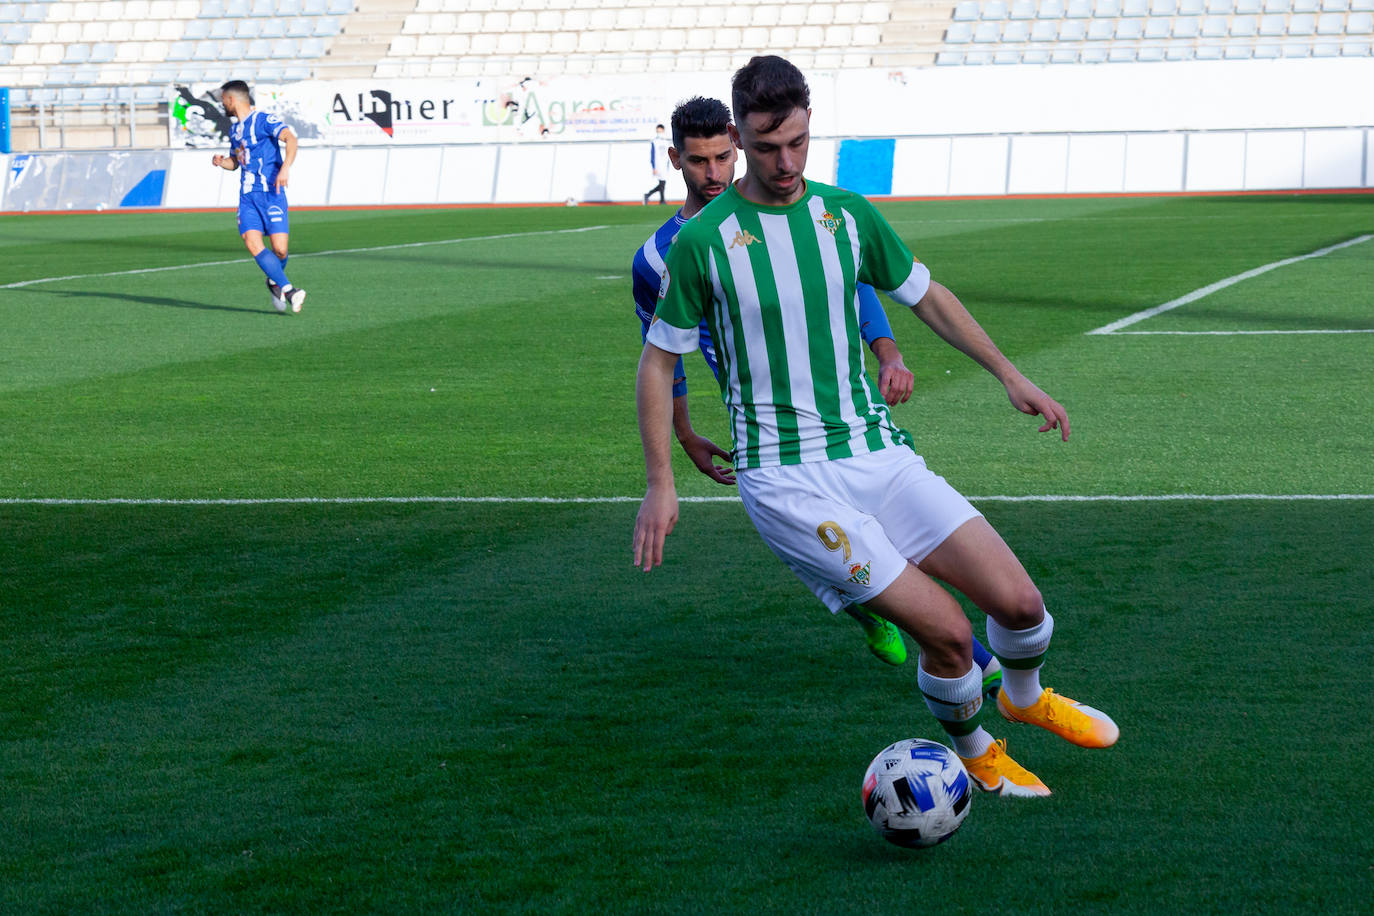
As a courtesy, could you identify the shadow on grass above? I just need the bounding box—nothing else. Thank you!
[47,288,279,316]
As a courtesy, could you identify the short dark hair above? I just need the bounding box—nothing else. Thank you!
[669,96,731,150]
[731,55,809,134]
[220,79,252,104]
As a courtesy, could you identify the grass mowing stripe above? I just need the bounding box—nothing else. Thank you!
[1086,233,1374,335]
[3,493,1371,505]
[0,224,611,290]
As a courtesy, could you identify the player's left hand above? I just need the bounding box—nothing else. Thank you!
[877,357,914,405]
[275,165,290,190]
[1004,374,1070,441]
[679,433,736,486]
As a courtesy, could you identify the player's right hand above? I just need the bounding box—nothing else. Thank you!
[212,154,224,167]
[632,485,679,571]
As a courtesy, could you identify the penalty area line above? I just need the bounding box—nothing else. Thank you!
[2,494,1372,507]
[0,225,612,290]
[1087,234,1374,336]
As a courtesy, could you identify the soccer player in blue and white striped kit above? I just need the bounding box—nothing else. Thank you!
[211,80,307,314]
[632,96,1003,689]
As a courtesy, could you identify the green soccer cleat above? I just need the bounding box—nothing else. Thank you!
[862,612,907,666]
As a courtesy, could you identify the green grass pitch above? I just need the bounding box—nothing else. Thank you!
[1,193,1372,914]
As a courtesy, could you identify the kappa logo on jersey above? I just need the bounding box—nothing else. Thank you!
[817,210,844,235]
[727,229,761,249]
[846,561,872,587]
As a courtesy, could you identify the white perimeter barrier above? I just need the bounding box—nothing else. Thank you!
[3,57,1373,211]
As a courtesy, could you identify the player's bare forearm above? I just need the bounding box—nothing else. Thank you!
[282,129,298,167]
[633,344,681,570]
[910,281,1017,382]
[912,281,1070,440]
[638,345,678,489]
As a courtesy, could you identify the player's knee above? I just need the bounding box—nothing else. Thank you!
[917,620,973,675]
[991,582,1044,630]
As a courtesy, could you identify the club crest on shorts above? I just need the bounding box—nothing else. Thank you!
[846,561,872,587]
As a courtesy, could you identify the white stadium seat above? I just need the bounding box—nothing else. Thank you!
[805,3,834,24]
[1288,12,1316,31]
[946,21,974,41]
[853,22,881,42]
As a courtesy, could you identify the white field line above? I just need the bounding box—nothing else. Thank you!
[1086,234,1374,336]
[0,225,612,290]
[1,493,1370,507]
[1103,329,1374,336]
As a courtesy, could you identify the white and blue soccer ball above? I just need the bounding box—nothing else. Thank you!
[862,738,972,848]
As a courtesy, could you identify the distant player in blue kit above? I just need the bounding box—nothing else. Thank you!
[632,96,1003,692]
[211,79,307,314]
[643,124,669,205]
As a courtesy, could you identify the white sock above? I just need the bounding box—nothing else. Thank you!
[986,611,1053,708]
[917,662,993,758]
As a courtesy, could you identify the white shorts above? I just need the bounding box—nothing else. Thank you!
[736,447,982,613]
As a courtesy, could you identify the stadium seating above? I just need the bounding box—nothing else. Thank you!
[0,0,1370,108]
[935,0,1374,63]
[0,0,350,87]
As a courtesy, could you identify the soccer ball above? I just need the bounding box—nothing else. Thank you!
[862,738,972,848]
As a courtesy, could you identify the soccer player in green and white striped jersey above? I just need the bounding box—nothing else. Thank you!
[632,56,1119,800]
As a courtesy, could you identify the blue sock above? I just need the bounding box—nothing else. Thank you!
[254,249,291,289]
[972,636,994,670]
